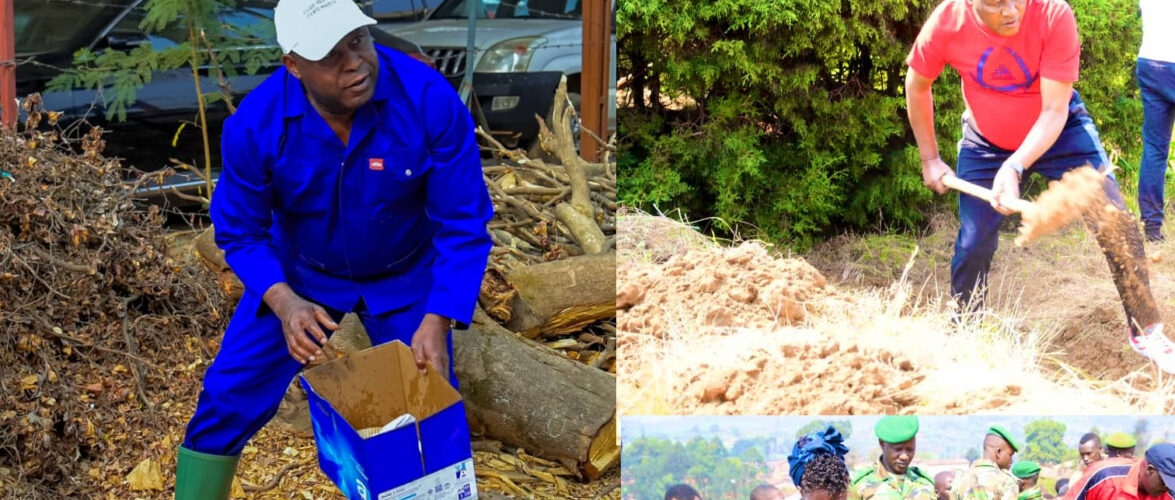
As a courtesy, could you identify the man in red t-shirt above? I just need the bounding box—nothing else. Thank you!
[904,0,1175,369]
[1061,443,1175,500]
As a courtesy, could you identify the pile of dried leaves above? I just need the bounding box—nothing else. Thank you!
[0,97,231,497]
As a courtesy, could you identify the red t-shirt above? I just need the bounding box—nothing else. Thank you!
[906,0,1081,151]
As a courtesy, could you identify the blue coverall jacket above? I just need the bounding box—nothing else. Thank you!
[210,44,493,326]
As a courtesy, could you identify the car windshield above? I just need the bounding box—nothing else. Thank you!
[429,0,580,20]
[103,3,277,51]
[14,0,126,55]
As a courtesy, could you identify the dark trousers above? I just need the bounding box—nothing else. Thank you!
[951,91,1125,307]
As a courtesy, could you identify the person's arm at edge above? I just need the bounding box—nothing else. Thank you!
[906,67,955,194]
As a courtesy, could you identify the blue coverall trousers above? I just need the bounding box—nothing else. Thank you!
[181,293,456,457]
[952,90,1125,309]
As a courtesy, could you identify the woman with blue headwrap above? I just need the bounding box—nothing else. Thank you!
[788,426,851,500]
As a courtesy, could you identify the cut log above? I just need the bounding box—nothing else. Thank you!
[193,227,244,300]
[505,253,616,337]
[455,315,618,480]
[584,416,619,479]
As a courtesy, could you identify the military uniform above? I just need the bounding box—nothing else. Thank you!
[1011,460,1042,500]
[851,416,936,500]
[1106,432,1138,458]
[1016,487,1042,500]
[950,459,1019,500]
[850,457,937,500]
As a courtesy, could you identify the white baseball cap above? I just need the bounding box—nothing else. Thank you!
[274,0,377,61]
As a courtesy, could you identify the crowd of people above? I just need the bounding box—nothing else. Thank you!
[660,417,1175,500]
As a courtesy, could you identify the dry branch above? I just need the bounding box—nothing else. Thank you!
[556,203,607,255]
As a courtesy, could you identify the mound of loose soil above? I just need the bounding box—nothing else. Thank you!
[681,340,924,415]
[618,215,1149,415]
[617,242,827,337]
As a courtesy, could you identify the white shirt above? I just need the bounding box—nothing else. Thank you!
[1140,0,1175,63]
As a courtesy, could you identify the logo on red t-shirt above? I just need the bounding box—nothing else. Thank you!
[969,47,1040,93]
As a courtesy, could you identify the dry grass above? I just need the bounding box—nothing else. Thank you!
[616,208,720,265]
[618,211,1175,415]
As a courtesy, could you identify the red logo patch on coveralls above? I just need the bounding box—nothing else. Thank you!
[369,158,384,171]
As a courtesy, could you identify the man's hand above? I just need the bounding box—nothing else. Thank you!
[921,157,956,195]
[411,314,451,381]
[264,283,339,364]
[990,162,1023,216]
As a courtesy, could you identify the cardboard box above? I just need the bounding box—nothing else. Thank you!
[300,340,477,500]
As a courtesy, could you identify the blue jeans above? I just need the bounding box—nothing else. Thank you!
[181,295,455,456]
[952,90,1125,308]
[1138,57,1175,234]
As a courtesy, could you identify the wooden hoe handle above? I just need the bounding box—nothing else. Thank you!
[942,175,1035,214]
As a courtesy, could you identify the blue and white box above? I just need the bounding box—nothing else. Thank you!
[300,340,478,500]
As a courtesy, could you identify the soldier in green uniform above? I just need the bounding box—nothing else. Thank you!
[1011,461,1042,500]
[850,416,937,500]
[1106,432,1138,459]
[950,426,1020,500]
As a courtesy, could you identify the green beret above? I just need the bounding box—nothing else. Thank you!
[988,425,1020,452]
[1011,460,1041,479]
[875,416,919,443]
[1106,432,1137,449]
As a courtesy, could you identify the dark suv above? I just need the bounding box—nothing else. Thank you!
[14,0,431,207]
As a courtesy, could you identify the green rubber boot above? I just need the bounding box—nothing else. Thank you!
[174,446,240,500]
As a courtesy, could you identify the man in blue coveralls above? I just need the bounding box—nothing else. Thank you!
[172,0,493,496]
